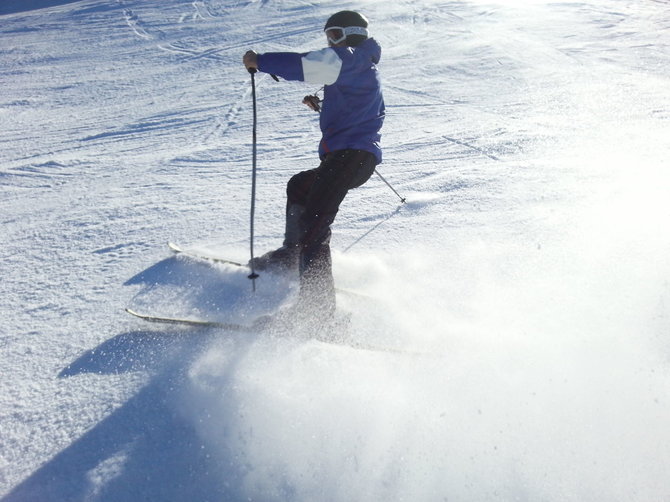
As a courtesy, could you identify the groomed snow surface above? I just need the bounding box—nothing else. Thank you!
[2,0,669,500]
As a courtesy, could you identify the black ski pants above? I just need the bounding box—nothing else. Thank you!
[287,149,377,313]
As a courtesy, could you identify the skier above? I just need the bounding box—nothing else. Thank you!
[243,10,385,323]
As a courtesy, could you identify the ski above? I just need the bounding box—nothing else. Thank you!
[125,308,413,354]
[168,242,245,267]
[168,242,371,299]
[125,308,254,331]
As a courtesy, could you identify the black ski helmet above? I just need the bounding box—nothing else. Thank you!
[324,10,369,47]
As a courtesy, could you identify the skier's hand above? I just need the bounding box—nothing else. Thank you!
[303,95,321,112]
[243,50,258,71]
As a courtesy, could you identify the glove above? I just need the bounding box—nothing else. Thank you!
[302,95,321,112]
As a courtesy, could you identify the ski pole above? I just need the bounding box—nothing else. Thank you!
[374,169,406,204]
[248,68,260,289]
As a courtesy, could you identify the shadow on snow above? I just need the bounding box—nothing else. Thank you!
[0,0,83,15]
[2,328,234,502]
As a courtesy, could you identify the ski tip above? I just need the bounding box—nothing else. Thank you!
[168,242,246,268]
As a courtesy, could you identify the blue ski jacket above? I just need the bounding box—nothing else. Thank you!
[256,38,385,164]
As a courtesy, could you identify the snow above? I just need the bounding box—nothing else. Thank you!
[1,0,669,500]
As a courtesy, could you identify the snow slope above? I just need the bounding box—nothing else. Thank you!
[1,0,669,500]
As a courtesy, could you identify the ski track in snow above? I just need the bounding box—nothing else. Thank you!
[1,0,670,501]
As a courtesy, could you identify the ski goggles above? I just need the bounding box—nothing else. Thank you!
[324,26,369,45]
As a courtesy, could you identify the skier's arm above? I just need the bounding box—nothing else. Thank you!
[254,48,343,85]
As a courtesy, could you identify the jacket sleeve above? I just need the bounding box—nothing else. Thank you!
[258,48,343,85]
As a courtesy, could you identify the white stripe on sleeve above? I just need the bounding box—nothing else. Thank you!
[301,48,342,85]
